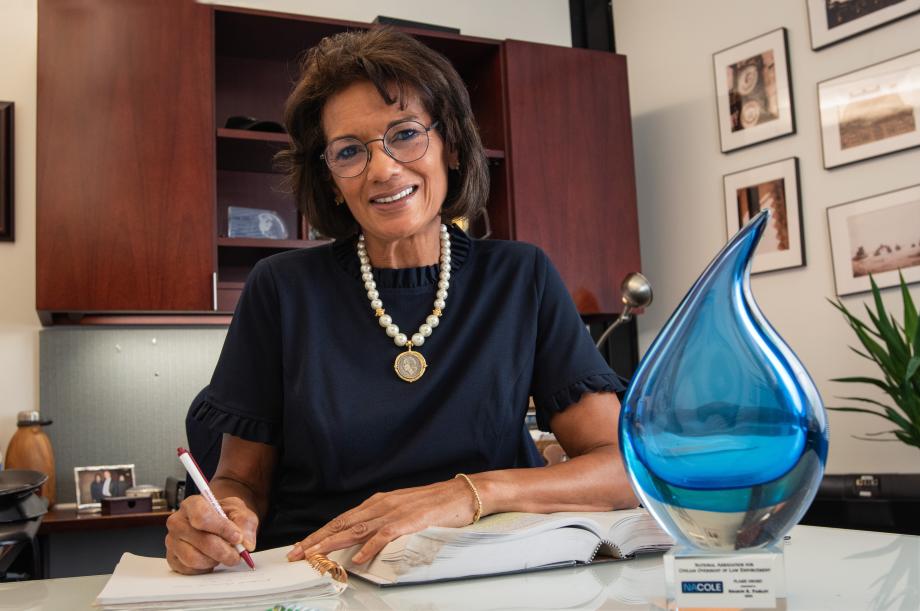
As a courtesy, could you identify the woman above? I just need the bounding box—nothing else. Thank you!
[165,28,636,575]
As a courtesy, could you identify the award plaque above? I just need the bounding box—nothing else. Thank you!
[620,210,828,610]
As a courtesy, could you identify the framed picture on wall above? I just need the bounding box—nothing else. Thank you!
[724,157,804,274]
[827,183,920,296]
[807,0,920,50]
[818,50,920,169]
[713,28,795,153]
[0,101,12,241]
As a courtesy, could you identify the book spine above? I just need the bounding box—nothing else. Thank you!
[589,539,626,563]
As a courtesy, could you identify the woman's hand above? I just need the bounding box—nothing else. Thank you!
[287,477,480,564]
[165,495,259,574]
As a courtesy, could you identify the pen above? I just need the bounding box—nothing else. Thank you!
[177,447,255,570]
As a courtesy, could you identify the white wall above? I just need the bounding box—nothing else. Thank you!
[0,2,570,456]
[613,0,920,473]
[0,0,38,453]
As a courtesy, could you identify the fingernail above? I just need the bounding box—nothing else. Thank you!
[287,544,302,561]
[352,552,365,564]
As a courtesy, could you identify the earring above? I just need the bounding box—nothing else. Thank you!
[334,194,344,206]
[449,162,460,171]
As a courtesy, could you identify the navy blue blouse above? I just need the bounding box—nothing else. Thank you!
[192,226,622,548]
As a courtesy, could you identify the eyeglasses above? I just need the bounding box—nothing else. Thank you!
[321,120,439,178]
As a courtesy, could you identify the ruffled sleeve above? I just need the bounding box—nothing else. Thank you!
[535,372,626,431]
[190,394,279,445]
[191,258,283,445]
[529,250,624,431]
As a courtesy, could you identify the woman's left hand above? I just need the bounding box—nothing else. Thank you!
[286,477,480,564]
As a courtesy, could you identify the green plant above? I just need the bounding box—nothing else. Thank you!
[828,272,920,448]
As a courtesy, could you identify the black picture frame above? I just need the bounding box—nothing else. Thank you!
[0,101,12,241]
[807,0,920,51]
[826,183,920,296]
[713,28,796,153]
[817,49,920,169]
[723,157,805,274]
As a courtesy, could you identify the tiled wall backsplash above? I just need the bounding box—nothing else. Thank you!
[40,327,227,503]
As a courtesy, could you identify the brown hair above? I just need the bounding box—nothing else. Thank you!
[276,28,489,240]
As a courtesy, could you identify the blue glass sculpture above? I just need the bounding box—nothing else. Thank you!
[620,210,828,551]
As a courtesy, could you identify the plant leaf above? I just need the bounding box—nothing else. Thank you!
[852,435,901,442]
[907,356,920,382]
[836,395,896,411]
[900,271,917,346]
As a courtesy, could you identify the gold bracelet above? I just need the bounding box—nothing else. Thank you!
[454,473,483,524]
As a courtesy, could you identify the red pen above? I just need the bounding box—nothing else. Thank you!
[177,447,255,570]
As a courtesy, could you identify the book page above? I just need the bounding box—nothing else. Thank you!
[95,546,344,606]
[417,512,605,545]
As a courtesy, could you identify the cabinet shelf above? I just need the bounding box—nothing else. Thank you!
[217,128,289,143]
[217,129,289,173]
[217,237,331,249]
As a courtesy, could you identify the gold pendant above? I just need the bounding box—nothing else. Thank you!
[394,346,427,383]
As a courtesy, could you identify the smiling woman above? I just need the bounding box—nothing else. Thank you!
[165,28,637,576]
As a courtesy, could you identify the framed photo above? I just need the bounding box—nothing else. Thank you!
[74,464,136,511]
[0,101,12,241]
[818,50,920,169]
[713,28,795,153]
[724,157,804,274]
[807,0,920,50]
[828,183,920,296]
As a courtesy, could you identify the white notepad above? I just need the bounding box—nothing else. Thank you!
[94,546,346,610]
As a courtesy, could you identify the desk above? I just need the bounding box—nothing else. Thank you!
[1,525,917,610]
[37,508,173,579]
[38,507,173,534]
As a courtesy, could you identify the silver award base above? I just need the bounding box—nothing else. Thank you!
[659,544,786,610]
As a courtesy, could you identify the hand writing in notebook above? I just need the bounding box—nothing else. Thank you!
[165,495,259,574]
[287,476,482,565]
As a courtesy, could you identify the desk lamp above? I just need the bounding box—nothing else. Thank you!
[594,272,653,350]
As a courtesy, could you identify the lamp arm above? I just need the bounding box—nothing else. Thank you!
[594,305,634,350]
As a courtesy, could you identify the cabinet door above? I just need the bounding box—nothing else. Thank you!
[37,0,215,314]
[502,41,640,314]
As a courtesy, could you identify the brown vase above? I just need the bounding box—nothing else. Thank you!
[5,410,56,508]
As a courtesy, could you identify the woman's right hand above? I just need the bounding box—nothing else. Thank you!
[165,495,259,574]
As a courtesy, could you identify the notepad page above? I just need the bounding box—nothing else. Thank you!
[95,546,339,605]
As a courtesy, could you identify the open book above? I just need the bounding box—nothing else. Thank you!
[94,546,346,610]
[329,508,672,586]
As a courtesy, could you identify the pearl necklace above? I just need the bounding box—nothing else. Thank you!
[357,224,451,382]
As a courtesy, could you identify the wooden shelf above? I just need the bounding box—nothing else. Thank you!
[217,237,331,249]
[38,507,174,534]
[216,130,289,173]
[217,127,289,143]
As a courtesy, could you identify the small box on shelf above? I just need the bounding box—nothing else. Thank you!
[101,496,153,516]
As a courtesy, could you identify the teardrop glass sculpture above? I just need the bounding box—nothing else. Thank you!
[620,209,828,552]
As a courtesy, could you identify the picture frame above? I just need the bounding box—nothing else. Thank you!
[818,50,920,169]
[724,157,805,274]
[807,0,920,50]
[713,28,795,153]
[0,101,12,242]
[827,183,920,296]
[74,464,136,512]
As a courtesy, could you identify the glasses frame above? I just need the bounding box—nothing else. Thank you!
[320,120,440,178]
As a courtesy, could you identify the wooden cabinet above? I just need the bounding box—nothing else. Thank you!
[502,41,640,314]
[36,0,215,321]
[36,3,639,322]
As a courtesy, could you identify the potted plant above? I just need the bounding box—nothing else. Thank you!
[829,272,920,449]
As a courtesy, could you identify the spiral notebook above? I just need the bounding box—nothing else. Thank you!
[93,547,346,609]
